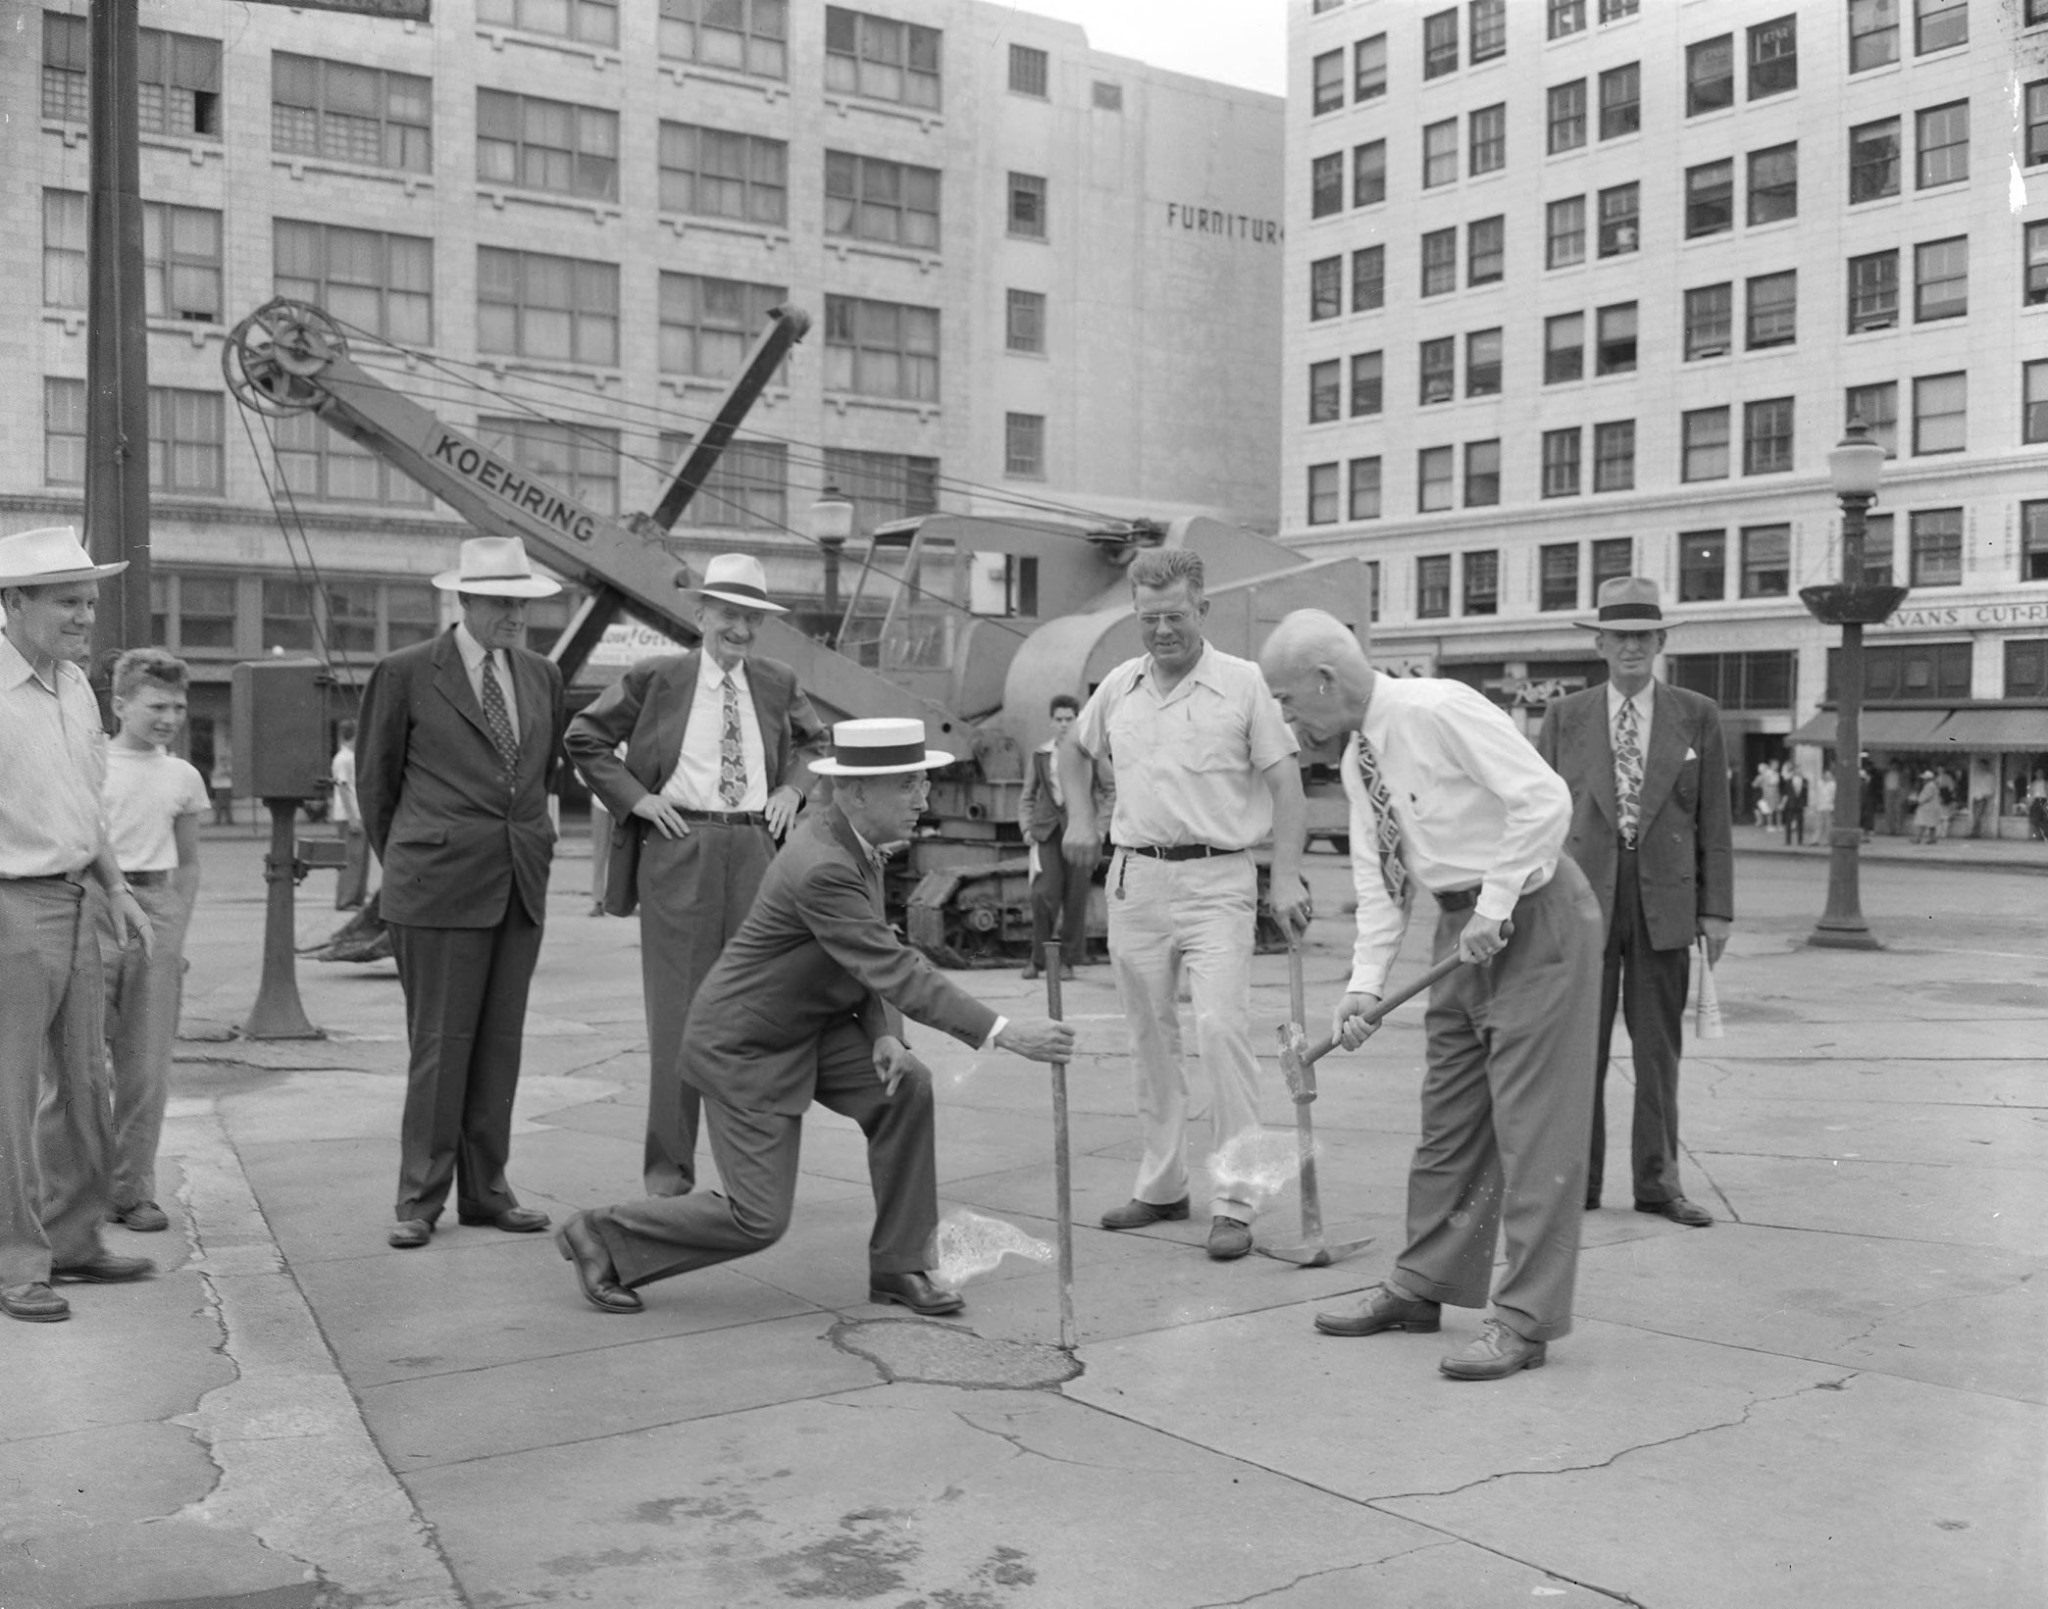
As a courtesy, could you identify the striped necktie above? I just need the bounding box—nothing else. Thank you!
[1353,732,1410,908]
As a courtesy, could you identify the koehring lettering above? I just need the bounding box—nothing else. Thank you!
[429,432,597,544]
[1164,203,1283,242]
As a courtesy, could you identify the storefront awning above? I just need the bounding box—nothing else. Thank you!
[1927,708,2048,752]
[1785,709,1953,749]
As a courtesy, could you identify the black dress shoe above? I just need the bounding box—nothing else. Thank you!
[868,1270,965,1315]
[1635,1197,1713,1227]
[1,1282,71,1322]
[1100,1196,1190,1230]
[50,1252,155,1283]
[388,1218,433,1249]
[458,1206,551,1233]
[555,1213,643,1313]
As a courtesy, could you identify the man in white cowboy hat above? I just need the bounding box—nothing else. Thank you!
[554,718,1075,1317]
[356,536,568,1250]
[566,552,827,1198]
[0,526,158,1322]
[1535,575,1734,1229]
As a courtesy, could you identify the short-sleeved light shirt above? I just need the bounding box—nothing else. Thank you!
[104,745,210,873]
[0,633,105,877]
[1072,641,1298,851]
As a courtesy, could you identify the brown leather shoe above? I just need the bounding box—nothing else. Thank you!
[1440,1319,1547,1380]
[50,1252,155,1283]
[1314,1282,1442,1336]
[1635,1197,1713,1227]
[1,1282,70,1322]
[868,1271,965,1315]
[1100,1196,1190,1230]
[388,1218,433,1250]
[555,1213,643,1314]
[458,1206,551,1233]
[1206,1216,1253,1260]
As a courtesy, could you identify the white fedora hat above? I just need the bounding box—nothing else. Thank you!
[810,717,955,776]
[1576,575,1671,633]
[0,526,128,587]
[431,536,561,598]
[688,552,787,614]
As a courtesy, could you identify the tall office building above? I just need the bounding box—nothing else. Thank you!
[1285,0,2048,832]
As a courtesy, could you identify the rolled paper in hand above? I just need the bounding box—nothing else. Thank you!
[1694,940,1725,1040]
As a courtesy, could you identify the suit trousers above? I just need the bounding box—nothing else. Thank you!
[1394,859,1602,1343]
[0,877,112,1287]
[1588,849,1692,1206]
[637,821,776,1195]
[1028,840,1089,968]
[100,879,191,1212]
[595,1019,939,1287]
[386,904,542,1223]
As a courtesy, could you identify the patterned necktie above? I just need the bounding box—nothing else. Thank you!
[718,673,748,808]
[480,653,519,773]
[1353,732,1410,908]
[1614,696,1643,848]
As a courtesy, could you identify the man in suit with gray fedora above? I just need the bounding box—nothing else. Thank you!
[566,553,827,1198]
[357,536,567,1250]
[1535,576,1733,1228]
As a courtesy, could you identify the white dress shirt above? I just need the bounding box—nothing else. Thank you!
[1344,674,1572,997]
[0,633,105,877]
[660,658,768,812]
[454,622,517,732]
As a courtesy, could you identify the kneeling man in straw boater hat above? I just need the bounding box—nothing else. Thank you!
[556,718,1076,1316]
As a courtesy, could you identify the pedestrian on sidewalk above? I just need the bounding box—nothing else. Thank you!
[1883,762,1906,837]
[1263,610,1601,1382]
[2030,771,2048,840]
[554,719,1075,1318]
[1018,693,1109,982]
[0,527,158,1323]
[208,752,234,827]
[1813,769,1836,844]
[1911,771,1944,845]
[1057,547,1312,1263]
[1780,765,1808,846]
[330,717,370,910]
[1968,757,1996,839]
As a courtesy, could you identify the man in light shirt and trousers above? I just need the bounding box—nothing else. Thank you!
[1060,547,1311,1262]
[331,717,369,910]
[1261,609,1601,1381]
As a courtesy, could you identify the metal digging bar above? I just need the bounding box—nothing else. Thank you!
[1043,942,1078,1351]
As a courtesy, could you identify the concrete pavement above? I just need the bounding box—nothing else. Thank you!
[2,830,2041,1608]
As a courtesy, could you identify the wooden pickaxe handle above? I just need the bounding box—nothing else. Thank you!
[1300,950,1468,1064]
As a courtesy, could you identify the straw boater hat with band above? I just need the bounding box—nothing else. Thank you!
[688,552,788,615]
[810,716,954,776]
[1576,574,1671,634]
[0,525,128,587]
[431,536,561,598]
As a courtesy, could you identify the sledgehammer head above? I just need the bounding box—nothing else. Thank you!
[1276,1022,1318,1105]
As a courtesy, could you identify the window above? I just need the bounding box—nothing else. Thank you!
[1685,283,1733,358]
[42,191,85,308]
[1465,444,1501,509]
[477,90,619,202]
[658,273,787,380]
[2009,636,2048,693]
[1740,524,1790,597]
[478,0,619,46]
[1542,428,1582,496]
[1545,313,1585,383]
[1549,80,1588,153]
[477,248,619,367]
[261,580,317,654]
[1592,537,1633,592]
[825,7,942,109]
[1470,0,1506,62]
[2026,362,2048,444]
[1829,638,1971,699]
[1748,144,1797,223]
[324,581,381,655]
[170,573,241,653]
[1467,328,1502,395]
[1422,229,1458,296]
[1351,247,1384,312]
[1682,408,1731,480]
[1600,0,1639,17]
[1009,43,1048,97]
[275,221,433,344]
[1092,80,1122,110]
[1672,650,1796,710]
[67,23,224,140]
[1743,397,1794,474]
[1418,555,1452,618]
[1746,272,1796,349]
[1419,447,1455,512]
[659,124,787,224]
[1006,289,1045,354]
[147,388,226,495]
[1348,457,1382,521]
[825,150,937,247]
[2028,82,2048,166]
[1005,413,1044,478]
[477,416,621,516]
[1597,184,1639,255]
[1686,36,1733,115]
[1547,197,1587,268]
[1849,0,1899,70]
[1846,381,1899,456]
[1312,255,1343,320]
[823,294,940,402]
[2028,221,2048,306]
[1747,16,1796,96]
[1848,250,1900,332]
[1463,549,1500,615]
[1678,531,1727,601]
[1549,0,1586,40]
[1598,64,1639,139]
[1313,48,1344,113]
[658,0,789,80]
[1540,544,1580,611]
[2023,506,2048,581]
[824,449,939,531]
[1420,338,1457,405]
[1595,302,1637,374]
[41,11,89,123]
[1311,153,1345,218]
[1310,359,1343,422]
[1351,351,1384,415]
[1008,173,1047,239]
[273,412,430,506]
[1909,509,1962,585]
[1686,160,1733,237]
[1862,513,1896,585]
[1307,463,1340,525]
[1354,34,1387,100]
[1353,140,1387,207]
[1916,102,1968,188]
[1366,561,1381,622]
[1912,372,1966,453]
[1424,120,1459,187]
[1914,237,1968,322]
[1470,104,1506,174]
[1468,216,1504,285]
[272,54,431,173]
[1849,118,1900,202]
[1424,9,1459,78]
[1915,0,1966,52]
[43,378,85,486]
[1593,420,1634,491]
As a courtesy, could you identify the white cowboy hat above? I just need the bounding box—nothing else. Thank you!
[688,552,787,614]
[431,536,561,598]
[1576,575,1670,633]
[810,717,955,776]
[0,526,127,587]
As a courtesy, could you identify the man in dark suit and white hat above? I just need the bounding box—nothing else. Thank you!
[357,536,568,1250]
[1535,576,1733,1227]
[554,718,1075,1317]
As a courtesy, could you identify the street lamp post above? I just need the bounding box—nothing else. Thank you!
[809,483,855,647]
[1800,421,1906,950]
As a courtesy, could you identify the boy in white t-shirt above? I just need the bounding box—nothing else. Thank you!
[100,649,210,1234]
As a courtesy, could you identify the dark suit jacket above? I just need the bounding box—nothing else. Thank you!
[681,803,998,1116]
[1535,681,1734,952]
[357,627,565,929]
[565,650,825,916]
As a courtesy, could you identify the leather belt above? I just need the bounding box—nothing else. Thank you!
[676,809,767,826]
[1118,844,1244,862]
[1,869,90,886]
[125,869,173,887]
[1433,885,1480,913]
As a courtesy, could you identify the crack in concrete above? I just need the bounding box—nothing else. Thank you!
[1183,1541,1457,1608]
[948,1408,1170,1473]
